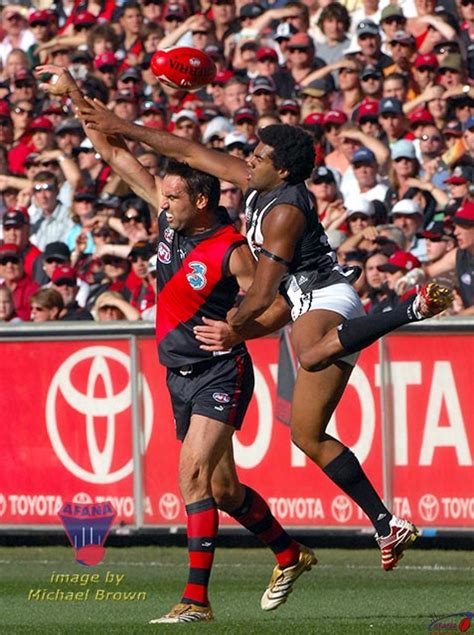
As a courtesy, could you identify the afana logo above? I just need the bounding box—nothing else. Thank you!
[46,347,153,484]
[59,500,116,566]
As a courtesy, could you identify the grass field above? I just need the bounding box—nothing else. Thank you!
[0,546,472,634]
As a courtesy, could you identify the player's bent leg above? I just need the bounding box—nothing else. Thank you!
[212,446,316,611]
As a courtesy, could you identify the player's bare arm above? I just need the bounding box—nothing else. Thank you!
[78,98,250,192]
[194,243,290,351]
[36,65,160,208]
[228,204,306,331]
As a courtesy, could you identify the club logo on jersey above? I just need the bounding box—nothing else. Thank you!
[164,227,174,243]
[158,242,171,264]
[212,392,230,404]
[186,261,207,290]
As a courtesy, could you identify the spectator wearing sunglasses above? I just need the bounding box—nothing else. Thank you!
[1,207,43,283]
[0,243,39,320]
[418,123,449,189]
[29,287,64,322]
[0,102,14,150]
[111,198,152,244]
[51,264,93,320]
[0,5,35,67]
[9,99,34,143]
[28,172,73,250]
[73,138,112,193]
[41,241,91,307]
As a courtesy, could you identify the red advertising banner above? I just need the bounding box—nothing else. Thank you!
[0,331,472,529]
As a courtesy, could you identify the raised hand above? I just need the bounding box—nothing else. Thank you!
[77,97,125,136]
[35,64,78,97]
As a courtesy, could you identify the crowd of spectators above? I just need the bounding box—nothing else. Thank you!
[0,0,473,324]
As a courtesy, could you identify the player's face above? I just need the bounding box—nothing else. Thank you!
[246,143,284,192]
[161,175,200,233]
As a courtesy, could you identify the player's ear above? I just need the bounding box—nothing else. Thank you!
[195,192,208,210]
[278,167,290,180]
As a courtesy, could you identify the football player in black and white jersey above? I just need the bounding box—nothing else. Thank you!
[75,95,452,603]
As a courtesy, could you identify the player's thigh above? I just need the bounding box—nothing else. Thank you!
[180,414,235,479]
[291,308,344,360]
[291,361,353,440]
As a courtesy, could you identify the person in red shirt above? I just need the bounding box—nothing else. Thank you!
[123,241,155,312]
[1,207,43,283]
[0,244,39,320]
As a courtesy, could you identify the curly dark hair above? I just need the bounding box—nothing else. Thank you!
[318,3,351,33]
[258,124,315,184]
[165,159,221,211]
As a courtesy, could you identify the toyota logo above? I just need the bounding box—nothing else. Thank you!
[46,346,153,484]
[159,493,180,520]
[0,494,6,517]
[331,495,353,523]
[418,494,440,522]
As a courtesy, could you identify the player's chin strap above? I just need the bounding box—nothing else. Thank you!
[260,247,291,268]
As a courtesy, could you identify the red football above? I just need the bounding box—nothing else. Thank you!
[151,47,217,91]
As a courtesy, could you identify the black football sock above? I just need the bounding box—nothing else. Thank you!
[323,448,392,536]
[337,298,419,356]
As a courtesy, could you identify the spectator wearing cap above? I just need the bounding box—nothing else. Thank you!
[351,0,383,37]
[117,67,143,96]
[224,132,248,159]
[317,3,351,65]
[348,147,389,209]
[26,10,57,67]
[338,197,377,255]
[379,6,407,49]
[386,139,419,203]
[51,265,93,321]
[56,119,85,158]
[378,97,408,144]
[323,109,348,153]
[413,54,438,92]
[233,107,257,140]
[113,90,139,123]
[140,101,167,131]
[307,166,344,230]
[436,54,465,91]
[28,172,73,251]
[376,250,422,299]
[408,108,434,139]
[355,99,382,139]
[355,19,392,70]
[41,241,91,306]
[0,243,39,320]
[74,138,112,194]
[0,5,35,67]
[222,77,248,118]
[389,199,426,261]
[202,116,233,149]
[253,47,295,99]
[9,115,54,176]
[2,207,43,283]
[444,165,472,204]
[30,288,64,322]
[278,100,301,126]
[285,33,325,90]
[359,65,383,100]
[418,215,456,266]
[117,2,144,64]
[93,52,119,91]
[422,201,474,313]
[299,80,332,119]
[171,110,200,141]
[249,76,277,116]
[384,31,417,81]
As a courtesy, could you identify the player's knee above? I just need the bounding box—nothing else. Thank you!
[178,457,210,493]
[299,348,327,372]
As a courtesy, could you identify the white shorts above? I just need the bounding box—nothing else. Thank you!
[288,281,366,367]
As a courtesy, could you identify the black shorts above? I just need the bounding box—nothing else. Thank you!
[166,352,255,441]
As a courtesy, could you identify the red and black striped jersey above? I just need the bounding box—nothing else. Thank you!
[156,213,247,368]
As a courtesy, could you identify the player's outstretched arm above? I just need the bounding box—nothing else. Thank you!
[36,66,159,208]
[79,98,250,192]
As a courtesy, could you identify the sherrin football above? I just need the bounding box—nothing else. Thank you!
[151,47,217,91]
